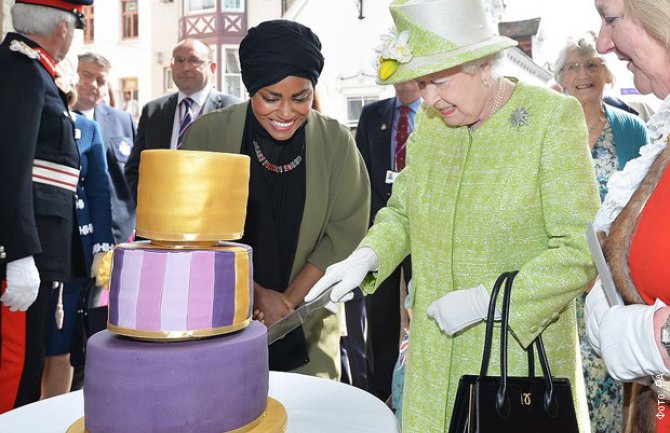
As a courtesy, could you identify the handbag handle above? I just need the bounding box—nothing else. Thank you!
[479,271,558,418]
[478,272,511,377]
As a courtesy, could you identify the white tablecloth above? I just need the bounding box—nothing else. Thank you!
[0,371,400,433]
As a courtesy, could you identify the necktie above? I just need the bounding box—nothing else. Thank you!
[177,97,194,149]
[394,105,410,171]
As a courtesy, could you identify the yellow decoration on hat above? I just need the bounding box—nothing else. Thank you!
[379,59,399,81]
[375,29,413,81]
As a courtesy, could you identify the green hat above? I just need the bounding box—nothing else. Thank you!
[376,0,518,85]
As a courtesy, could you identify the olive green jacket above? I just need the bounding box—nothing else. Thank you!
[183,102,370,378]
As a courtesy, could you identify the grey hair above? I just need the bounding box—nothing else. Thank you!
[11,4,75,36]
[78,52,113,72]
[553,34,613,85]
[461,52,505,77]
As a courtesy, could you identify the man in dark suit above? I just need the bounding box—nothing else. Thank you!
[355,80,421,401]
[75,52,136,244]
[0,0,91,413]
[125,38,239,201]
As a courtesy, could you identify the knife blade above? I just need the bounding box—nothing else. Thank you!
[266,282,338,345]
[586,223,623,306]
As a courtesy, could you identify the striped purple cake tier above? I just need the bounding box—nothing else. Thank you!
[107,241,253,340]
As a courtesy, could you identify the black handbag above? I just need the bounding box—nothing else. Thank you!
[70,279,108,368]
[448,271,579,433]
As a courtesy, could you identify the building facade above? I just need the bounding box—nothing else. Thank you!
[1,0,558,127]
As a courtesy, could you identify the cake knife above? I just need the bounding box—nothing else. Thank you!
[266,282,337,345]
[585,223,624,306]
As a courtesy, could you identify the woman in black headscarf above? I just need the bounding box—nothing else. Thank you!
[182,20,370,379]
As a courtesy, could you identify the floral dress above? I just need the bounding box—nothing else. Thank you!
[577,121,623,433]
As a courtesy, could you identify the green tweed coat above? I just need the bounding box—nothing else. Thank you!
[359,81,599,433]
[182,102,370,379]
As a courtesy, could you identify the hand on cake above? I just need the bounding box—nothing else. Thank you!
[1,256,41,312]
[253,282,294,327]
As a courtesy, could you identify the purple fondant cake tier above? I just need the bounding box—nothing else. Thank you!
[108,241,253,339]
[84,321,268,433]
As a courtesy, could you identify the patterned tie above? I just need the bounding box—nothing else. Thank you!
[394,105,410,171]
[177,97,194,149]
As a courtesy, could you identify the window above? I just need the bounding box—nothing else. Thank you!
[187,0,215,12]
[120,77,139,121]
[347,96,378,126]
[223,48,244,99]
[121,0,139,39]
[83,5,94,43]
[222,0,244,12]
[164,67,176,92]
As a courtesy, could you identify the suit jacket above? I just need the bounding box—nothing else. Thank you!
[124,90,239,202]
[73,115,114,270]
[94,103,136,244]
[355,97,395,226]
[0,33,80,281]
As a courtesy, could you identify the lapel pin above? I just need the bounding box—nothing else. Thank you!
[381,124,387,131]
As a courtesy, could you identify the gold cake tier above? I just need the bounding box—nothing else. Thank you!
[136,150,250,241]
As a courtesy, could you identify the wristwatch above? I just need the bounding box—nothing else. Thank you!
[661,315,670,355]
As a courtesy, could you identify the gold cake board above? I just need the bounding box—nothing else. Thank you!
[66,397,287,433]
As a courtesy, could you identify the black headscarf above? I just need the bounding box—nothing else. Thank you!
[239,19,324,95]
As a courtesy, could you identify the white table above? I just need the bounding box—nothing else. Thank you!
[0,371,400,433]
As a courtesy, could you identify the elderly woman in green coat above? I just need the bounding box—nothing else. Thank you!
[306,0,600,432]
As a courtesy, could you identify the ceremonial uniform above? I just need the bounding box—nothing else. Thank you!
[0,32,82,412]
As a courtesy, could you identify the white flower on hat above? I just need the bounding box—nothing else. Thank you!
[376,30,413,63]
[375,29,413,80]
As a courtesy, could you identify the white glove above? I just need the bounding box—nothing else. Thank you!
[90,251,106,286]
[1,256,41,312]
[600,299,670,381]
[584,279,610,356]
[427,284,497,335]
[305,247,379,304]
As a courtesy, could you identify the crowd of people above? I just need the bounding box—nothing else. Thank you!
[2,0,670,432]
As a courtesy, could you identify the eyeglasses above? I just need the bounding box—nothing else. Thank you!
[562,60,605,76]
[78,70,108,87]
[171,57,210,68]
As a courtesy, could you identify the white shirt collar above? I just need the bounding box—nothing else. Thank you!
[178,87,212,108]
[80,107,95,120]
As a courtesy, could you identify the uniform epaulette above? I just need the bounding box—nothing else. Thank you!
[9,39,39,60]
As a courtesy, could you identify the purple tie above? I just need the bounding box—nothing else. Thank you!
[177,97,194,149]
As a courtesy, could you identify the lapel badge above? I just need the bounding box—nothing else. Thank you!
[381,123,387,131]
